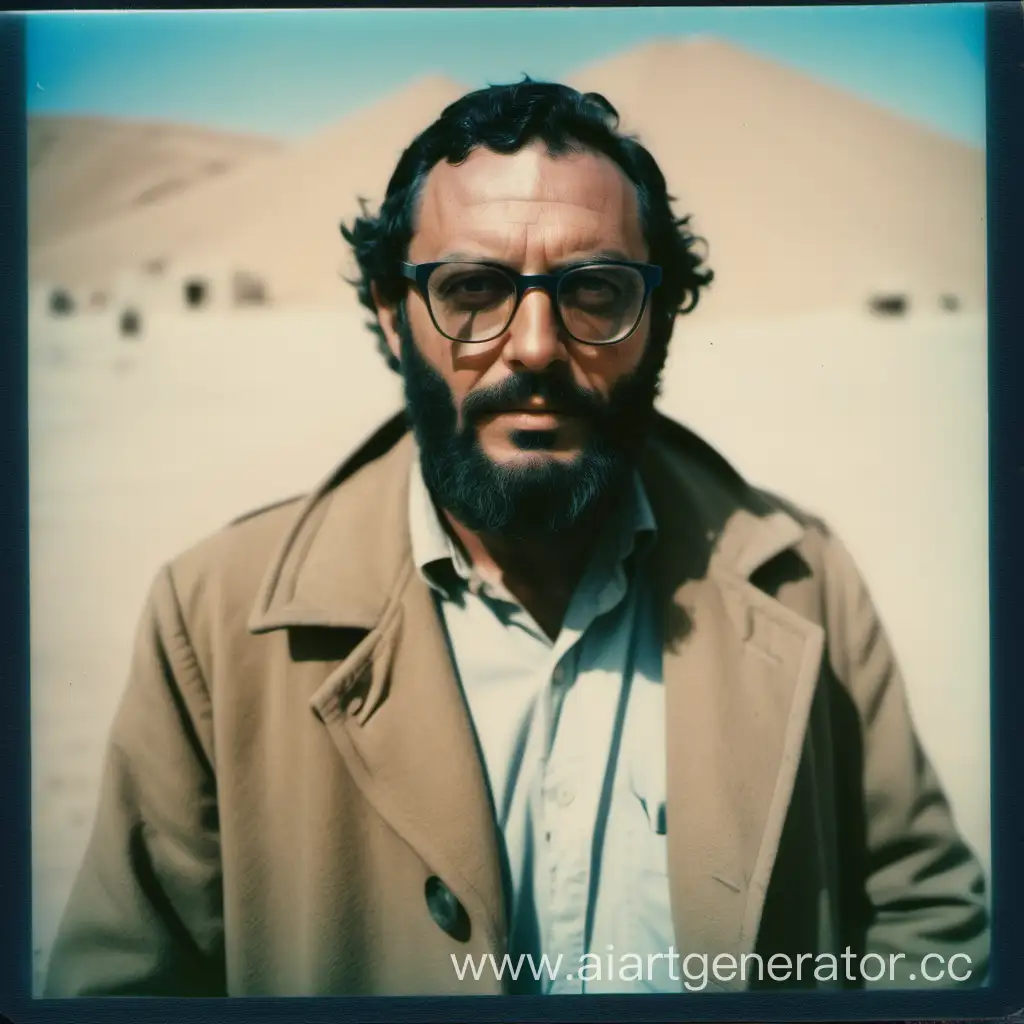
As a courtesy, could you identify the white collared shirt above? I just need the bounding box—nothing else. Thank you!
[408,454,678,993]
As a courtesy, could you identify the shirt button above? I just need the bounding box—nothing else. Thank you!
[557,788,575,807]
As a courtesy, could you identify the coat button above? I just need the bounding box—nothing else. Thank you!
[424,875,470,942]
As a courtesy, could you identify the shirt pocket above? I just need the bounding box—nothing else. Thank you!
[629,788,669,877]
[625,715,669,877]
[622,770,674,958]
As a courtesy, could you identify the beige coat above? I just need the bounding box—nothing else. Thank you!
[45,412,988,996]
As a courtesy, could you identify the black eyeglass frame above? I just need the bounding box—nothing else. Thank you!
[399,259,663,346]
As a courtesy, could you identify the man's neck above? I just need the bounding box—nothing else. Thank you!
[442,506,609,641]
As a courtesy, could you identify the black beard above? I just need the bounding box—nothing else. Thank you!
[397,316,666,540]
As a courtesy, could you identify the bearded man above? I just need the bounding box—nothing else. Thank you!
[45,80,988,997]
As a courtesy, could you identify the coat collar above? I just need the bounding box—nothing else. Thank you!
[248,410,805,637]
[248,413,414,634]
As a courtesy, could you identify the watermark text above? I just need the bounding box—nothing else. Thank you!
[451,946,975,990]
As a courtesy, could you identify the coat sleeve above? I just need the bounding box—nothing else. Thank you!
[822,532,989,988]
[44,565,226,996]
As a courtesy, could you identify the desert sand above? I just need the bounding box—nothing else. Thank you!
[28,37,990,993]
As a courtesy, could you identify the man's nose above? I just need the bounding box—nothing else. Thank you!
[501,286,567,372]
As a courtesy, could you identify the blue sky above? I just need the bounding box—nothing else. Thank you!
[25,5,987,148]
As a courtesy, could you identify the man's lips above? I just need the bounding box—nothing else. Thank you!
[482,408,578,429]
[505,407,567,415]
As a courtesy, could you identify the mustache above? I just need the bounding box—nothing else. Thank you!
[459,370,608,427]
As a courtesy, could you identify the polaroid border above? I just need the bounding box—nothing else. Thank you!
[1,3,1021,1022]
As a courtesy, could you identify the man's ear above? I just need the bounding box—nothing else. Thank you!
[371,282,403,366]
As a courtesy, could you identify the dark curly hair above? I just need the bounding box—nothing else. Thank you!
[340,77,714,373]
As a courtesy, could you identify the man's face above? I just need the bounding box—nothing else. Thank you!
[376,142,665,538]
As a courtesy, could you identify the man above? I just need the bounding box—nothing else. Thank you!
[46,80,988,997]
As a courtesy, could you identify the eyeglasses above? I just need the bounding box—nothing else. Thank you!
[400,259,662,346]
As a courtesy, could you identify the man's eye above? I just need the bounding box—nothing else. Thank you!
[567,274,621,301]
[454,276,495,294]
[437,273,506,301]
[578,278,616,295]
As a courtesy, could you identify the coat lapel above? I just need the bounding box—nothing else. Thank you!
[642,434,825,991]
[308,567,508,957]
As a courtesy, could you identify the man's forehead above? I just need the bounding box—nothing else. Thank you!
[420,144,639,217]
[414,144,644,248]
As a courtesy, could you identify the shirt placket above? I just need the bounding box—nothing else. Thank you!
[533,631,625,993]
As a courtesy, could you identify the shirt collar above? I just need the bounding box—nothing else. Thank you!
[408,449,474,596]
[408,447,658,601]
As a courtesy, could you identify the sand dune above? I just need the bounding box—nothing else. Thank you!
[180,75,471,306]
[28,76,467,307]
[28,115,281,250]
[567,37,986,321]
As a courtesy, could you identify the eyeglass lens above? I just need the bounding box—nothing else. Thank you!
[425,262,647,344]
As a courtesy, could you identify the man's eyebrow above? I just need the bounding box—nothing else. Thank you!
[548,249,635,269]
[435,250,494,263]
[432,249,638,269]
